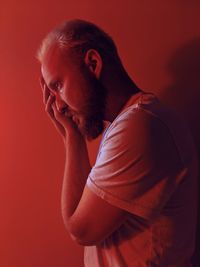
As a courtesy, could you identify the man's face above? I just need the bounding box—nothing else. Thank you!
[41,45,107,140]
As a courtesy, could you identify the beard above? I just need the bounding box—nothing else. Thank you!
[75,64,107,141]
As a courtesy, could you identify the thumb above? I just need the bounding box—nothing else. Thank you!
[52,102,66,121]
[52,102,75,128]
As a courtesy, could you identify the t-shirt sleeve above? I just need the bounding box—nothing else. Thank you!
[86,109,184,222]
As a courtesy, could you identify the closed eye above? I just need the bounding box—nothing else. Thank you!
[49,80,63,91]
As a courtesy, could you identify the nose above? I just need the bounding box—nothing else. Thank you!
[55,95,67,113]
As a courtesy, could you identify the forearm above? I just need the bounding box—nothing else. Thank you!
[61,131,91,228]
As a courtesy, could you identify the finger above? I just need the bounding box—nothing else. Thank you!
[52,102,75,128]
[47,101,66,138]
[51,103,79,138]
[46,93,55,107]
[39,75,51,104]
[39,76,45,91]
[43,84,51,104]
[51,102,60,118]
[46,94,55,117]
[51,102,66,123]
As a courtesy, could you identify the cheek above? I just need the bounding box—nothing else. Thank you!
[61,68,93,111]
[59,84,84,112]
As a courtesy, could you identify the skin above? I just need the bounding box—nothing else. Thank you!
[41,45,108,141]
[40,43,142,245]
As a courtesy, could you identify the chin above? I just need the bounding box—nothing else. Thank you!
[85,132,101,141]
[82,122,105,141]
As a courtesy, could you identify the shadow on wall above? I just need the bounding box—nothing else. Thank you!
[161,38,200,267]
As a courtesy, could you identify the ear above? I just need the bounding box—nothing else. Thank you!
[84,49,102,79]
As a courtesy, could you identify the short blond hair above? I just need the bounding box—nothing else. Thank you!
[36,19,121,65]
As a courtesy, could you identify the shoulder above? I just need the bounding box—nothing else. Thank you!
[99,105,183,170]
[104,106,170,148]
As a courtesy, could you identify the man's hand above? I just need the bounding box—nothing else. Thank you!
[40,77,81,143]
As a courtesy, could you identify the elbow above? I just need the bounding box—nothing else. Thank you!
[66,221,103,246]
[62,214,105,246]
[69,232,97,246]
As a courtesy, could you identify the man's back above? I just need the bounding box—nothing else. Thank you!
[85,92,198,267]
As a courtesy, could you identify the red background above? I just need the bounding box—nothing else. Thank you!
[1,1,200,266]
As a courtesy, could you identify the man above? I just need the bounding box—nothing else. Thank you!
[37,19,198,267]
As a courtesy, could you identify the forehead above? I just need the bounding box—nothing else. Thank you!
[41,45,74,83]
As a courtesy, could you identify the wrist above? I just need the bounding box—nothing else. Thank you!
[64,129,85,145]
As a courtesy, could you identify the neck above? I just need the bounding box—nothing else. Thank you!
[103,70,142,122]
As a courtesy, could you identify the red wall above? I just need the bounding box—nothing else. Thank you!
[1,1,200,266]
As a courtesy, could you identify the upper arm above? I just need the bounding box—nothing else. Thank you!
[67,184,129,246]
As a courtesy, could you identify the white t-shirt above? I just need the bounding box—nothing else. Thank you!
[85,92,198,267]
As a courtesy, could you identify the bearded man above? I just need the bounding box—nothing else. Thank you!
[37,19,198,267]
